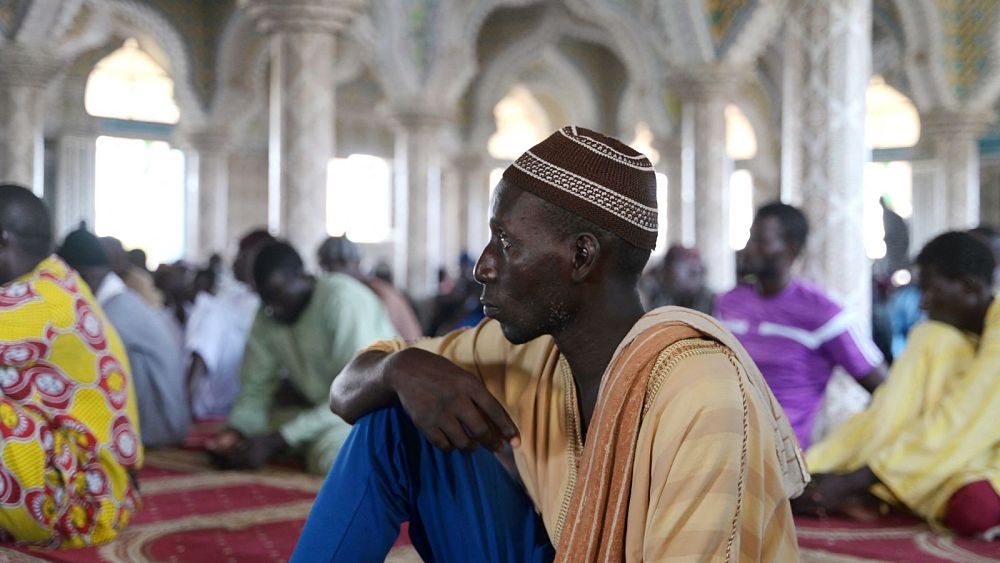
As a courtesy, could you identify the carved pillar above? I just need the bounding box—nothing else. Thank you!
[53,122,98,238]
[981,156,1000,230]
[654,136,692,248]
[0,46,60,192]
[909,159,944,258]
[248,0,362,263]
[670,69,741,291]
[391,111,449,297]
[782,0,872,323]
[184,131,231,261]
[447,151,490,259]
[922,110,992,231]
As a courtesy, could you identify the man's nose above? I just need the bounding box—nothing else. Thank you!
[474,249,495,284]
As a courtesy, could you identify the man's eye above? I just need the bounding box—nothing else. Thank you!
[497,233,511,249]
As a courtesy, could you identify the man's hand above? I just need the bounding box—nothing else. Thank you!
[385,348,519,452]
[206,429,286,470]
[791,467,879,517]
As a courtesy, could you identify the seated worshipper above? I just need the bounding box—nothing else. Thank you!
[797,231,1000,537]
[0,185,142,547]
[205,242,397,474]
[57,227,190,447]
[184,229,275,420]
[715,202,887,448]
[641,244,715,314]
[293,127,808,562]
[318,235,422,340]
[99,236,162,309]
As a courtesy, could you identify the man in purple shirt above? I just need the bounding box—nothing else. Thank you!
[715,202,887,448]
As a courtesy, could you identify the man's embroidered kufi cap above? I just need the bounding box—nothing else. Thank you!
[502,125,658,250]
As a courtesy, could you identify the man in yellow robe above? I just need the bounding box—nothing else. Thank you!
[800,231,1000,536]
[0,185,143,547]
[293,127,808,562]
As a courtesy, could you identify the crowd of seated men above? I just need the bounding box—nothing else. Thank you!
[2,125,999,557]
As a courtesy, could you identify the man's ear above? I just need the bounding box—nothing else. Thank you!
[571,233,600,282]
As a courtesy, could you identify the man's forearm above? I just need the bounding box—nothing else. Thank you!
[329,349,399,423]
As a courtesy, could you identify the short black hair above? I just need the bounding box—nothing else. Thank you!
[538,198,650,285]
[317,236,360,267]
[756,201,809,252]
[916,231,995,285]
[253,241,304,290]
[0,184,52,258]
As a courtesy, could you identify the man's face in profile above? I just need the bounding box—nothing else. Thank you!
[474,180,573,344]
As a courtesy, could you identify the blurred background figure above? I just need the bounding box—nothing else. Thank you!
[318,235,423,341]
[641,245,714,314]
[58,226,190,447]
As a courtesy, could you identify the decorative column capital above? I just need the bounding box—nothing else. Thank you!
[920,109,995,141]
[0,44,62,88]
[388,106,453,132]
[665,64,750,101]
[245,0,367,34]
[181,128,233,156]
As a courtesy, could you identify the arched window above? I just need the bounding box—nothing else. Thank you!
[863,75,919,260]
[327,154,392,243]
[726,105,757,161]
[488,84,551,161]
[85,38,180,124]
[87,38,185,267]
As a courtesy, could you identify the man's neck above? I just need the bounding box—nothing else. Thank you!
[755,271,792,297]
[553,290,645,439]
[0,254,44,286]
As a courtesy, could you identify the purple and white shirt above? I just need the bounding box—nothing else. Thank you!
[714,279,883,448]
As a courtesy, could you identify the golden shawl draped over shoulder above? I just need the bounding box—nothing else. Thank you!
[555,307,808,562]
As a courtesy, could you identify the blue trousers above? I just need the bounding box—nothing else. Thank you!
[291,406,554,563]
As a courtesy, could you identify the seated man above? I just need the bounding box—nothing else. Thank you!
[293,127,807,562]
[715,202,887,448]
[641,244,714,314]
[0,185,142,547]
[57,227,190,447]
[206,242,397,474]
[798,231,1000,537]
[318,235,423,341]
[185,229,275,420]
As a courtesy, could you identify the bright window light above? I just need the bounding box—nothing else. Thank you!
[654,173,669,255]
[488,85,550,161]
[729,170,754,250]
[326,154,392,243]
[726,105,757,161]
[629,122,661,165]
[85,38,180,124]
[94,136,186,267]
[866,75,920,149]
[864,161,913,260]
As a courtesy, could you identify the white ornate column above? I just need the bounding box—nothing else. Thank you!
[184,131,231,261]
[654,136,692,248]
[921,111,992,231]
[0,46,59,192]
[391,111,449,297]
[670,68,739,291]
[448,151,491,258]
[981,156,1000,230]
[782,0,872,322]
[248,0,362,262]
[53,121,98,238]
[909,159,945,258]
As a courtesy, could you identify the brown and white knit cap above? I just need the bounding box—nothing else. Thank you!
[503,125,658,250]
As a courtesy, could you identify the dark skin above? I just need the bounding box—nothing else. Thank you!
[743,214,887,393]
[793,265,995,518]
[329,179,646,451]
[205,267,316,469]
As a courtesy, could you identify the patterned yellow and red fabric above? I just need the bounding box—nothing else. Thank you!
[0,256,143,547]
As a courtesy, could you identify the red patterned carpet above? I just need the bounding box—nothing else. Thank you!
[2,441,998,562]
